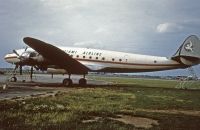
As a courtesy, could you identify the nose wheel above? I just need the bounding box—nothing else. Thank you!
[10,76,17,82]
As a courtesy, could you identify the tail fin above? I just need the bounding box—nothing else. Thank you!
[172,35,200,66]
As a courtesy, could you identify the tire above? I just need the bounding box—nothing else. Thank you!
[79,78,87,86]
[10,77,17,82]
[63,78,73,87]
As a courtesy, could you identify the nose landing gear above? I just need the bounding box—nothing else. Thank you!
[9,66,34,82]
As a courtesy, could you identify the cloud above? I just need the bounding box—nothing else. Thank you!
[39,0,92,11]
[94,27,109,34]
[1,0,200,74]
[156,23,183,33]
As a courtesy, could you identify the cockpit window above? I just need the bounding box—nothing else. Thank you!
[21,52,30,57]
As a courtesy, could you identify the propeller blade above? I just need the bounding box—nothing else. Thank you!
[13,65,18,74]
[19,65,22,75]
[14,65,19,71]
[34,65,39,70]
[24,46,28,51]
[13,50,20,57]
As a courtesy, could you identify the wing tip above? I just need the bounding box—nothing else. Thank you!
[23,37,40,46]
[23,37,32,44]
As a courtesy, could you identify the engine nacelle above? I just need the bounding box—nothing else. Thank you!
[29,54,48,63]
[47,68,67,74]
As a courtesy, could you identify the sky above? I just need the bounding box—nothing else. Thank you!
[0,0,200,76]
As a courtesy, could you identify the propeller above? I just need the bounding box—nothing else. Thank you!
[12,46,43,76]
[13,46,29,59]
[12,47,42,80]
[12,47,29,75]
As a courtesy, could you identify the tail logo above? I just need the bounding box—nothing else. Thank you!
[184,41,193,52]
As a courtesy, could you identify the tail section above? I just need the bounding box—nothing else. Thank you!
[172,35,200,66]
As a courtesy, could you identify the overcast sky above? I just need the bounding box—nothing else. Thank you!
[0,0,200,76]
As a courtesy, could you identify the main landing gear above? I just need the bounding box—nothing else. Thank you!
[79,78,87,86]
[63,74,73,86]
[62,74,87,87]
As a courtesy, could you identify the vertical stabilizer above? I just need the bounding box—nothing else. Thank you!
[172,35,200,66]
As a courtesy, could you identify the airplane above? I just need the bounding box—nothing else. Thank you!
[4,35,200,86]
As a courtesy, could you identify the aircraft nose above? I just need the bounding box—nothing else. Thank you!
[4,54,10,61]
[4,53,19,64]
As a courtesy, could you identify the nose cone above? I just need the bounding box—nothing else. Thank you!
[4,53,20,64]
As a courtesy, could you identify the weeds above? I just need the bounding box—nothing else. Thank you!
[0,77,200,129]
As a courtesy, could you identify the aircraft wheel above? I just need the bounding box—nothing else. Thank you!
[79,78,87,86]
[10,77,17,82]
[63,78,72,87]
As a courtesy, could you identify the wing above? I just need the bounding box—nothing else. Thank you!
[23,37,89,74]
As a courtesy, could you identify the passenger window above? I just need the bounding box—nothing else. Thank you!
[76,55,79,58]
[112,58,115,61]
[89,56,92,59]
[96,57,98,60]
[83,56,85,59]
[102,57,105,60]
[119,59,122,62]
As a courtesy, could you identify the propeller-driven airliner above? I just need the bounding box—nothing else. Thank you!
[4,35,200,86]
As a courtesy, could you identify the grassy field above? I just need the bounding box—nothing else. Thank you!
[88,75,200,89]
[0,76,200,130]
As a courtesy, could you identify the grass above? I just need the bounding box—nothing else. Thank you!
[88,75,200,89]
[0,76,200,129]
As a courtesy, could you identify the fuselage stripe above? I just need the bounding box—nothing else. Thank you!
[76,58,182,67]
[5,55,183,67]
[4,56,18,60]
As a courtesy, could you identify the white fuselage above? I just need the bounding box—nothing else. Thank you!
[4,47,185,73]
